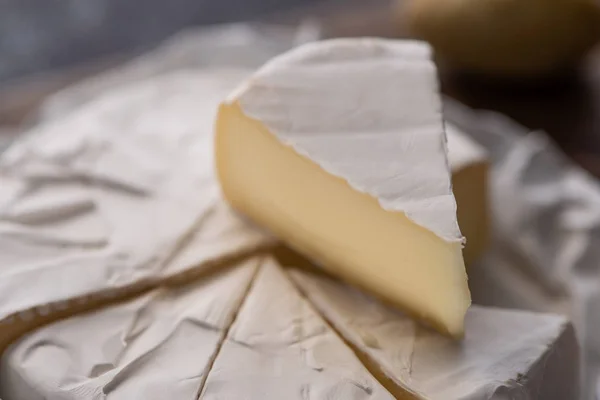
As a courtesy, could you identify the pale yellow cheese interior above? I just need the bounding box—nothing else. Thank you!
[216,103,471,337]
[451,162,489,266]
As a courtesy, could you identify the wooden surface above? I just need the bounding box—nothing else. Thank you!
[2,0,600,178]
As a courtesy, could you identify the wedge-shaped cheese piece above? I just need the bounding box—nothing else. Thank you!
[273,124,490,270]
[0,258,260,400]
[271,125,490,270]
[290,269,580,400]
[200,258,395,399]
[446,123,489,265]
[0,70,272,354]
[216,38,470,337]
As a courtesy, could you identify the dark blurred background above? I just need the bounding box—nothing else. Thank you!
[0,0,336,82]
[2,0,600,179]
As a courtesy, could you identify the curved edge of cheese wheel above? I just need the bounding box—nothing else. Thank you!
[215,102,471,338]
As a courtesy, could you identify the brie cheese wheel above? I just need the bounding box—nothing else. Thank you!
[216,38,470,337]
[0,255,578,399]
[290,269,580,400]
[200,257,395,399]
[446,124,489,265]
[0,70,273,354]
[0,258,260,400]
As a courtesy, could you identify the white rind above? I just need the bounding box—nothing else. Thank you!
[0,70,272,330]
[232,38,463,243]
[201,258,396,399]
[290,269,580,400]
[0,258,260,400]
[445,123,487,172]
[444,98,600,398]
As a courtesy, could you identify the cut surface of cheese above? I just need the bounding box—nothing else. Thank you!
[290,269,580,400]
[200,257,395,399]
[0,70,272,354]
[0,258,260,400]
[446,123,489,265]
[216,38,470,337]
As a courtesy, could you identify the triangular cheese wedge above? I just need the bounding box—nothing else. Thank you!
[216,38,470,337]
[199,258,395,399]
[0,258,260,400]
[0,70,273,354]
[290,269,580,400]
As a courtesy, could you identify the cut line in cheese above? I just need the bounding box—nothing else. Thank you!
[0,70,274,355]
[199,257,395,399]
[290,268,580,400]
[0,257,261,400]
[216,38,470,337]
[0,257,578,399]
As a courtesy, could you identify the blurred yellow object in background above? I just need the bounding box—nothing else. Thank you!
[403,0,600,76]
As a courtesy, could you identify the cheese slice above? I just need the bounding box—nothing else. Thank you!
[0,258,260,400]
[200,257,395,399]
[290,269,580,400]
[0,70,273,354]
[271,124,488,270]
[273,125,489,270]
[446,123,489,265]
[216,38,470,337]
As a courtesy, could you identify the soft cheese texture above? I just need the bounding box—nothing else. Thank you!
[0,258,260,400]
[232,39,461,242]
[0,70,273,353]
[446,123,489,265]
[216,38,470,336]
[291,269,580,400]
[200,258,395,399]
